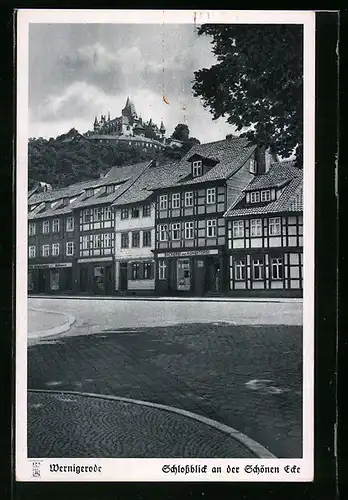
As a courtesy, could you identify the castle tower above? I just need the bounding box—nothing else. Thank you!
[93,116,99,132]
[122,97,137,124]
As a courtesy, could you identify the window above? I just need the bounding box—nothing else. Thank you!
[206,188,216,204]
[132,232,140,247]
[172,223,181,240]
[82,236,89,250]
[185,191,193,207]
[104,207,112,220]
[172,193,180,209]
[29,246,36,258]
[93,234,101,248]
[206,219,217,237]
[52,219,60,232]
[192,160,202,177]
[261,190,271,202]
[233,220,244,238]
[271,257,283,280]
[104,233,111,248]
[250,159,257,174]
[93,207,101,222]
[42,244,50,257]
[250,191,260,203]
[143,262,153,279]
[52,243,60,256]
[82,209,90,223]
[28,223,36,236]
[143,230,151,247]
[106,185,114,194]
[159,195,168,210]
[42,220,50,233]
[66,242,75,256]
[269,217,281,235]
[121,233,129,248]
[159,259,167,280]
[184,221,194,239]
[121,207,129,219]
[250,219,262,237]
[234,259,245,280]
[159,224,168,241]
[66,217,74,231]
[143,204,151,217]
[131,263,141,280]
[131,207,140,218]
[252,258,264,280]
[86,188,94,197]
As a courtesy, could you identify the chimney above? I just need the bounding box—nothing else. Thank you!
[226,134,233,140]
[254,146,267,175]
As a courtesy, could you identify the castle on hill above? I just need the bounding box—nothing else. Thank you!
[86,97,183,151]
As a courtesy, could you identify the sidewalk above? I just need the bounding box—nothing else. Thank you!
[28,390,273,458]
[28,308,75,339]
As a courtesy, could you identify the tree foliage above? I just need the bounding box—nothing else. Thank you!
[172,123,190,142]
[193,24,303,165]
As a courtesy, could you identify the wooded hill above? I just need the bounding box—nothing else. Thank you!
[28,126,200,190]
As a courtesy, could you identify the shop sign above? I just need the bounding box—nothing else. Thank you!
[28,263,72,269]
[158,249,219,258]
[78,257,113,263]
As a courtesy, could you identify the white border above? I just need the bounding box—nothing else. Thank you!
[16,9,315,482]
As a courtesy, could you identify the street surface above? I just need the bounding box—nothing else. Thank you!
[27,297,303,458]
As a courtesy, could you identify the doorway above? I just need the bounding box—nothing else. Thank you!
[207,257,221,293]
[119,262,128,291]
[80,267,89,293]
[176,258,191,291]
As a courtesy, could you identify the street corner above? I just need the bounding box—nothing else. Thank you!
[28,307,76,341]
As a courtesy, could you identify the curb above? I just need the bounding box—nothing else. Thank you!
[29,388,276,459]
[28,307,76,339]
[29,295,302,304]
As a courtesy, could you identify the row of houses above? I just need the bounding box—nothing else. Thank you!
[27,135,303,297]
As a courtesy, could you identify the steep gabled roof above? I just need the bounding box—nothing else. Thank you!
[154,137,257,189]
[224,161,303,217]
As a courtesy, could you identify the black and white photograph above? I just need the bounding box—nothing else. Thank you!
[16,9,315,482]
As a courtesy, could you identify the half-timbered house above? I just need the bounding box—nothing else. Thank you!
[224,160,303,296]
[152,136,268,295]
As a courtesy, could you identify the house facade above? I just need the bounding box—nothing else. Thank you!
[152,136,264,296]
[224,161,303,296]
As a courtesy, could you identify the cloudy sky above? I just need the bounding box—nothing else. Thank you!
[29,23,236,142]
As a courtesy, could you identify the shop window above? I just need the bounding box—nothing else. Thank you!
[143,230,151,247]
[233,220,244,238]
[142,204,151,217]
[29,246,36,259]
[172,223,181,240]
[269,217,281,236]
[52,219,60,232]
[252,258,264,280]
[206,188,216,205]
[143,262,153,279]
[206,219,217,237]
[234,259,245,280]
[172,193,180,209]
[132,232,140,247]
[93,266,104,291]
[185,192,193,207]
[250,219,262,237]
[185,221,194,239]
[271,257,283,280]
[121,233,129,248]
[28,223,36,236]
[28,272,34,291]
[158,259,167,280]
[50,271,60,291]
[121,207,129,219]
[131,263,141,280]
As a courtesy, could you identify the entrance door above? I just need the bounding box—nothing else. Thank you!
[80,267,89,293]
[207,257,221,293]
[93,266,105,294]
[105,265,113,295]
[38,269,48,293]
[119,262,128,291]
[176,258,191,291]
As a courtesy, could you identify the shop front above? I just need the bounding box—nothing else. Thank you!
[155,248,225,296]
[28,262,76,294]
[77,256,114,295]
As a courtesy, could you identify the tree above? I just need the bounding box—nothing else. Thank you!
[192,25,303,165]
[171,123,190,142]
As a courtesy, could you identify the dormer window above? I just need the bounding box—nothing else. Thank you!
[250,159,257,174]
[86,188,94,198]
[261,190,271,202]
[192,160,203,177]
[106,184,115,195]
[250,191,260,203]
